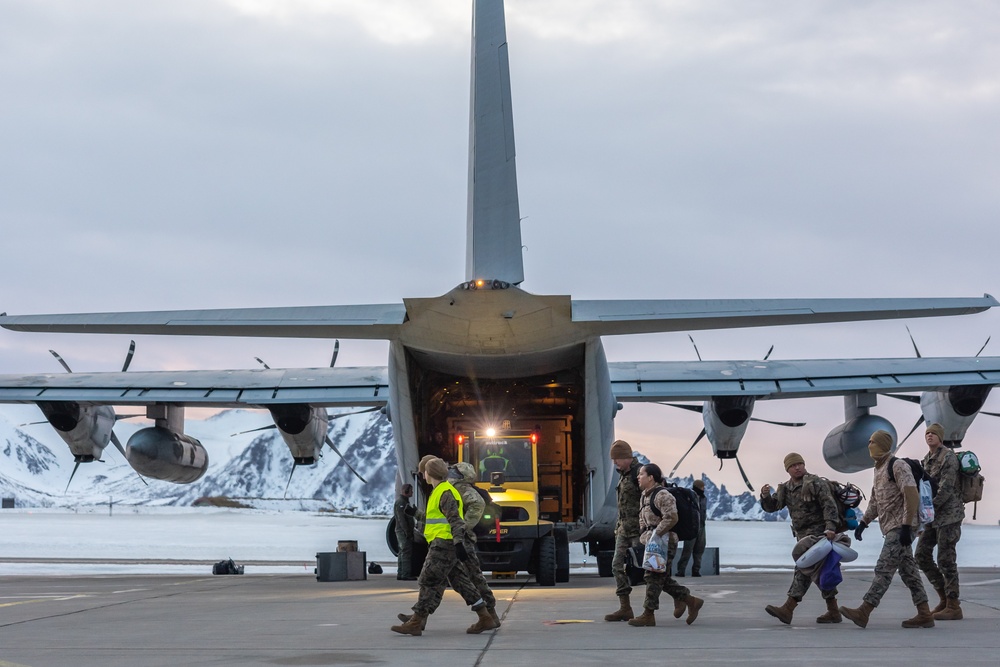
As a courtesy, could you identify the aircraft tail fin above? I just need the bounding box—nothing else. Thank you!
[466,0,524,286]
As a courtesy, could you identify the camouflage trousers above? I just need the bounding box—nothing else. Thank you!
[863,527,928,608]
[643,542,690,611]
[413,540,482,616]
[915,521,962,599]
[675,529,706,576]
[787,568,837,601]
[395,529,413,579]
[449,538,496,609]
[612,533,642,597]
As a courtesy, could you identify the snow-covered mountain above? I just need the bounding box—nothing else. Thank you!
[0,405,787,521]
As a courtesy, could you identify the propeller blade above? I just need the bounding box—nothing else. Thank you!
[906,326,922,358]
[898,414,926,448]
[884,393,922,404]
[735,456,755,493]
[115,413,145,422]
[687,335,703,362]
[121,340,136,372]
[980,410,1000,418]
[111,430,148,486]
[976,336,991,357]
[327,406,381,422]
[49,349,73,373]
[654,402,704,414]
[284,462,298,499]
[230,424,277,437]
[330,340,340,368]
[748,417,805,427]
[324,436,367,483]
[763,345,774,361]
[668,429,706,478]
[17,420,49,427]
[65,461,81,492]
[254,357,271,370]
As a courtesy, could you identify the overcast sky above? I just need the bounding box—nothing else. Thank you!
[2,1,999,521]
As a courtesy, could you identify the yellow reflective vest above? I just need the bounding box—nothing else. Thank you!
[424,481,464,542]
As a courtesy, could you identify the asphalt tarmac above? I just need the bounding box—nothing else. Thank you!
[1,567,998,667]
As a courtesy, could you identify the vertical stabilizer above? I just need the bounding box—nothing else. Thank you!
[466,0,524,285]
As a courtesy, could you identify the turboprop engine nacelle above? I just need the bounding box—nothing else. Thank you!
[704,396,755,459]
[823,414,898,474]
[37,401,114,462]
[126,427,208,483]
[268,404,328,465]
[920,386,991,446]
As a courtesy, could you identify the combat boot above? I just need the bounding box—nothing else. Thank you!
[764,596,797,625]
[839,601,874,628]
[933,598,963,621]
[684,594,705,625]
[488,606,502,628]
[816,598,842,624]
[931,587,947,615]
[627,608,655,627]
[604,595,634,622]
[467,606,499,634]
[395,613,427,631]
[391,611,428,636]
[673,596,686,619]
[901,601,935,628]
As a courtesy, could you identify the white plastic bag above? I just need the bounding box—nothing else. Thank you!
[918,478,935,526]
[642,533,667,573]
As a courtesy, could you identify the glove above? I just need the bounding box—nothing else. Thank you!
[455,541,470,562]
[854,521,867,542]
[899,525,913,547]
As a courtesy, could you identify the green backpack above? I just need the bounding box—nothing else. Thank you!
[956,450,985,519]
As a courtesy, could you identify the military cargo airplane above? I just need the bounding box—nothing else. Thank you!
[1,0,998,576]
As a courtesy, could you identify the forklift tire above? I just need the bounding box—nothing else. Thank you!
[554,526,570,583]
[536,534,557,586]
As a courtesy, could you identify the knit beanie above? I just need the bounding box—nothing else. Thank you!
[926,423,945,441]
[425,457,449,482]
[609,440,632,459]
[783,452,805,471]
[418,454,437,474]
[868,430,893,458]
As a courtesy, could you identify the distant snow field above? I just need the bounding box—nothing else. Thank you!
[1,508,997,576]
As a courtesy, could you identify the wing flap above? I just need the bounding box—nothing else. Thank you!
[610,357,1000,401]
[0,367,389,408]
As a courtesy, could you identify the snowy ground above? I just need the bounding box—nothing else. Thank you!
[1,508,997,576]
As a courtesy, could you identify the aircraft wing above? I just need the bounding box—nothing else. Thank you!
[572,296,998,336]
[610,357,1000,402]
[0,367,389,408]
[0,304,407,339]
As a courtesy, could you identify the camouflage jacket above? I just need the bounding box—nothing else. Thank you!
[923,446,965,527]
[760,473,839,540]
[615,459,642,538]
[455,481,485,541]
[862,457,918,535]
[638,486,679,548]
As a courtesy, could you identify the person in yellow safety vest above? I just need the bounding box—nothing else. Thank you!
[391,457,498,636]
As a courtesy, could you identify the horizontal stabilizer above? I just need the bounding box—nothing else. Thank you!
[573,295,998,336]
[0,304,406,340]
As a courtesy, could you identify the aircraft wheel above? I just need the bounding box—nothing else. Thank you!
[555,525,570,583]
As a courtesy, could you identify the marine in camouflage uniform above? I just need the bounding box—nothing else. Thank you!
[840,429,934,630]
[391,457,493,636]
[915,423,965,620]
[449,462,501,629]
[393,484,416,579]
[627,463,704,627]
[604,440,643,622]
[759,452,842,624]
